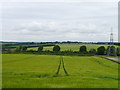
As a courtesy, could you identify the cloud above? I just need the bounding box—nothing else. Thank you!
[1,2,118,42]
[6,20,115,42]
[12,21,99,34]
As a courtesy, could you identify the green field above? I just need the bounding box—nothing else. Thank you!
[27,44,110,51]
[2,54,118,88]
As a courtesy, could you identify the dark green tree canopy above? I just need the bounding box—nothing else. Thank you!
[89,48,96,54]
[53,45,60,52]
[16,46,23,52]
[117,47,120,56]
[97,46,106,55]
[110,46,116,54]
[38,46,43,52]
[22,46,27,51]
[107,46,117,56]
[79,46,87,52]
[15,46,27,52]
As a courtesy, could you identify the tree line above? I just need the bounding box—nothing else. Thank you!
[2,45,120,56]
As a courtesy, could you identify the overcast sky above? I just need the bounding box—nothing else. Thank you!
[1,0,118,42]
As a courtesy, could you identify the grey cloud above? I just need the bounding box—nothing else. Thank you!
[1,2,118,42]
[12,21,99,34]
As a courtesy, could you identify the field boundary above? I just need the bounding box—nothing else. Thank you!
[101,57,120,64]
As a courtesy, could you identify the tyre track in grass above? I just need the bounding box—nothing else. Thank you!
[61,56,69,76]
[91,75,119,80]
[89,57,117,70]
[54,56,69,77]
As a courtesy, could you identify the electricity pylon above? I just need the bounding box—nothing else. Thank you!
[107,27,117,56]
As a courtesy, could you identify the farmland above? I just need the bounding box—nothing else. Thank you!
[2,54,118,88]
[27,44,110,51]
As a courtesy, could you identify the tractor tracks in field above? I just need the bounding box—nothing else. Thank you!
[90,57,117,70]
[31,56,69,78]
[54,56,69,77]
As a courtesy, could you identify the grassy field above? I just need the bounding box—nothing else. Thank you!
[27,44,110,51]
[2,54,118,88]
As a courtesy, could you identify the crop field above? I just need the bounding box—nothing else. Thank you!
[2,54,118,88]
[27,44,110,51]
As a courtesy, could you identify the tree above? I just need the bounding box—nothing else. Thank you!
[79,46,87,52]
[97,46,106,55]
[22,46,27,52]
[53,45,60,52]
[6,49,12,53]
[106,46,110,54]
[15,46,23,52]
[117,47,120,56]
[107,46,117,56]
[109,46,116,56]
[89,48,96,54]
[38,46,43,52]
[15,46,27,52]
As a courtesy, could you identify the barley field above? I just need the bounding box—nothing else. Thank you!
[2,54,118,88]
